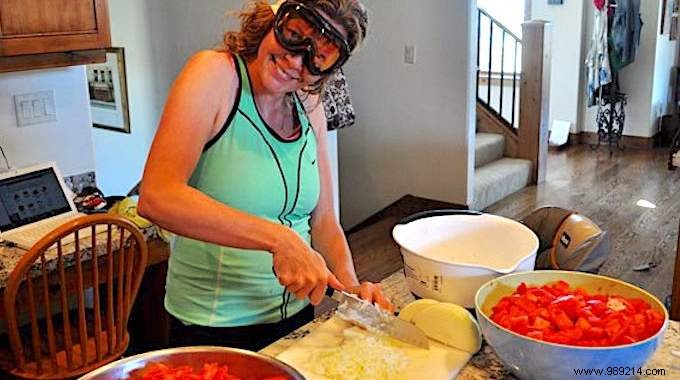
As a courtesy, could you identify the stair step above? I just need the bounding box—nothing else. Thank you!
[472,158,532,210]
[475,133,505,168]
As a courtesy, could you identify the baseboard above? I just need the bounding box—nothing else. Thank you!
[568,132,656,150]
[344,195,468,234]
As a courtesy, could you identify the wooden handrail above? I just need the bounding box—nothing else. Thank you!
[478,8,522,43]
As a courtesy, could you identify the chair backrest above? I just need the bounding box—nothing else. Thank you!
[672,218,680,321]
[3,214,148,379]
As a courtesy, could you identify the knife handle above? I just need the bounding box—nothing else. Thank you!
[325,287,345,303]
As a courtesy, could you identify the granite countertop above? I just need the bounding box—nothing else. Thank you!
[0,226,160,289]
[260,271,680,379]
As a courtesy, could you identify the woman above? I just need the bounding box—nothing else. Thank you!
[138,0,392,350]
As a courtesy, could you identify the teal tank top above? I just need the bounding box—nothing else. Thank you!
[164,55,320,327]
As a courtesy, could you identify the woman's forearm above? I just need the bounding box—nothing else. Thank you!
[311,217,360,287]
[138,183,284,252]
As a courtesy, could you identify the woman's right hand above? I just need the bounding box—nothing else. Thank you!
[271,227,344,305]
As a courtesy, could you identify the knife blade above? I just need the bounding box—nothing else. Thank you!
[325,288,430,349]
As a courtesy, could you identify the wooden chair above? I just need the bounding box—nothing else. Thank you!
[2,214,148,379]
[672,218,680,321]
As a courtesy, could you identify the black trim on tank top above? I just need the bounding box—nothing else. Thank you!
[242,61,303,143]
[236,109,291,226]
[283,137,309,226]
[292,92,314,134]
[203,54,243,152]
[282,127,314,226]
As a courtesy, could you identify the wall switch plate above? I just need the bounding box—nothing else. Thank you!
[13,90,57,127]
[404,44,416,64]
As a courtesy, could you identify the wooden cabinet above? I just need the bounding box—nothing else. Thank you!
[0,0,111,72]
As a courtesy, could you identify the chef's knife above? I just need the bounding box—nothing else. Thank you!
[325,288,430,349]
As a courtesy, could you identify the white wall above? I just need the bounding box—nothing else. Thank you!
[339,0,477,228]
[94,0,237,195]
[146,0,240,99]
[616,0,661,137]
[651,8,678,125]
[479,81,521,127]
[478,0,524,36]
[92,0,162,195]
[0,67,95,176]
[531,0,587,133]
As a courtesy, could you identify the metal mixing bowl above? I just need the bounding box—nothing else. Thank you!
[79,346,305,380]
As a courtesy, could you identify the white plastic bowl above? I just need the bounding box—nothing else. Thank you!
[475,271,669,380]
[392,210,539,307]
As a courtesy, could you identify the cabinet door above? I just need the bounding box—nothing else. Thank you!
[0,0,110,56]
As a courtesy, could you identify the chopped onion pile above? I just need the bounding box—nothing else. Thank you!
[310,330,409,380]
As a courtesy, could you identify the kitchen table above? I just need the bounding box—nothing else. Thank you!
[0,229,171,351]
[0,228,169,314]
[260,271,680,379]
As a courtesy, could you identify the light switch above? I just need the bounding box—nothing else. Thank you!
[32,99,43,116]
[404,44,416,64]
[21,101,31,119]
[13,90,57,127]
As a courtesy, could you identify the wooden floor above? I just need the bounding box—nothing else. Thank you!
[346,144,680,308]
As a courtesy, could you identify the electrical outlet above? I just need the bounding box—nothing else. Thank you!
[404,44,416,64]
[13,90,57,127]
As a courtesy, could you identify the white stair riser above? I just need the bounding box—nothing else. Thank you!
[475,133,505,168]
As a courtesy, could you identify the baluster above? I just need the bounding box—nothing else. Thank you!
[40,251,58,373]
[116,227,126,350]
[74,230,88,367]
[12,296,26,370]
[487,21,493,103]
[26,271,42,374]
[106,224,115,354]
[91,225,103,360]
[476,10,481,99]
[512,40,519,127]
[123,238,135,341]
[499,30,506,118]
[57,240,74,370]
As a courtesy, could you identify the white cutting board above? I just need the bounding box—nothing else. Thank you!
[276,317,471,380]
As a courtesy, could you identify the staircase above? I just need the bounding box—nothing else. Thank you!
[472,133,531,210]
[470,9,550,210]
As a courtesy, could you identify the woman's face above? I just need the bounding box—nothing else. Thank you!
[254,9,347,95]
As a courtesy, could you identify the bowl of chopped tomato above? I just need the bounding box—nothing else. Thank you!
[78,346,305,380]
[474,271,668,380]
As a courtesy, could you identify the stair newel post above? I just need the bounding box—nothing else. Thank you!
[519,20,551,184]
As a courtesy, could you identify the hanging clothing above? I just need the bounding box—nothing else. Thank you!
[609,0,643,71]
[323,69,356,130]
[586,3,612,107]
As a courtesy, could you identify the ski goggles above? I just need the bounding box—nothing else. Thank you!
[273,1,351,76]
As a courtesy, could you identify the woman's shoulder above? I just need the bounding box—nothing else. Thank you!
[181,50,239,90]
[189,50,236,68]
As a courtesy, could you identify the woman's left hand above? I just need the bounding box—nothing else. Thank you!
[346,282,395,313]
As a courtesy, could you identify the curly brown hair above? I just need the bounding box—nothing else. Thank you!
[220,0,368,96]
